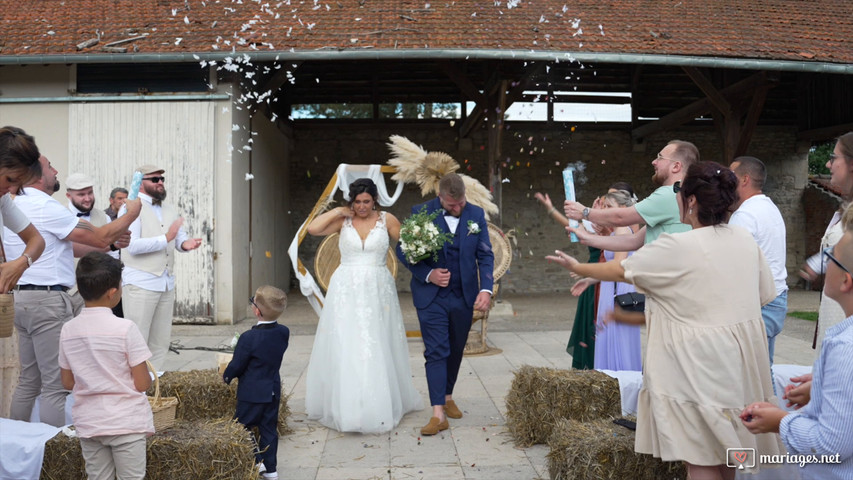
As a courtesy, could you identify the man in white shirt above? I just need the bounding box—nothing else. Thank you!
[66,173,120,259]
[120,165,202,370]
[66,172,125,316]
[729,156,788,364]
[5,155,141,426]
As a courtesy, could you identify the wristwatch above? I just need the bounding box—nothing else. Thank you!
[582,207,590,220]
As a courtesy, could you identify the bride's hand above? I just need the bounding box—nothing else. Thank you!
[336,206,354,218]
[545,250,580,272]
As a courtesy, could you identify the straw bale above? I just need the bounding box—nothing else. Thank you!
[505,365,621,447]
[151,368,292,436]
[547,417,686,480]
[42,419,259,480]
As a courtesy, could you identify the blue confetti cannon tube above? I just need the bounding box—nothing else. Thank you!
[127,171,143,200]
[562,167,579,242]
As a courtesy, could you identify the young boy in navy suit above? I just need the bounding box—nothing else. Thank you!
[223,286,290,479]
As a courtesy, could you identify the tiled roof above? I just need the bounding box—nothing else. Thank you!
[1,0,851,64]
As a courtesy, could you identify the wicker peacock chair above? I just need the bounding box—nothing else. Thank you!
[464,222,513,355]
[313,232,398,294]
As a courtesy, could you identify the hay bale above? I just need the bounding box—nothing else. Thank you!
[151,369,292,436]
[42,420,259,480]
[505,366,621,447]
[41,430,85,479]
[547,417,686,480]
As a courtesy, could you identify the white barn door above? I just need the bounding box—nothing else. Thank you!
[68,101,215,321]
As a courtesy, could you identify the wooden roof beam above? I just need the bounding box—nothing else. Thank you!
[438,62,487,107]
[632,71,771,141]
[459,62,545,138]
[682,66,732,117]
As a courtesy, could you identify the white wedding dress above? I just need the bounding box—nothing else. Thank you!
[305,212,423,433]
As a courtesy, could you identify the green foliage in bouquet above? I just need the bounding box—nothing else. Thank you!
[399,206,454,263]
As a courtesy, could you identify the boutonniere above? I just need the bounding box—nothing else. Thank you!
[467,220,481,235]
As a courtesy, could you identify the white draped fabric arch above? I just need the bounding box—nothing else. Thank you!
[287,164,404,316]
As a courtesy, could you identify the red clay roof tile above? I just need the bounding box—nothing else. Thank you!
[0,0,850,64]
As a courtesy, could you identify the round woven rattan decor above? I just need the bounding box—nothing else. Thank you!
[487,222,512,283]
[313,222,511,293]
[314,232,399,292]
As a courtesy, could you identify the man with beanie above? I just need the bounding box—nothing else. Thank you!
[119,165,203,371]
[224,286,290,480]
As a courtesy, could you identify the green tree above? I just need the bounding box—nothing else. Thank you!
[809,142,833,175]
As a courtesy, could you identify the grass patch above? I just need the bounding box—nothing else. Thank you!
[788,311,818,322]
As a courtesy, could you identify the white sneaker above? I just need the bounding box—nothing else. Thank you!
[257,462,266,474]
[261,472,278,479]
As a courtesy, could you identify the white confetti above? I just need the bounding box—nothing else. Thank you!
[184,16,190,24]
[245,173,255,181]
[502,178,510,183]
[175,37,183,45]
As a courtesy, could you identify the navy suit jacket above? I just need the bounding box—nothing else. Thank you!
[396,197,495,309]
[223,322,290,404]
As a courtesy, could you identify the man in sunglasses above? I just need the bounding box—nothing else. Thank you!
[729,156,788,365]
[119,165,203,371]
[564,139,698,250]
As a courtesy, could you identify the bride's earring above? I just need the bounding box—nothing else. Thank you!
[688,208,693,215]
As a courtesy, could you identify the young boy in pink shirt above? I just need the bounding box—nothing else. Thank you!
[59,252,154,480]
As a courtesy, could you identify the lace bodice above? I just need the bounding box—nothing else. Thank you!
[338,212,388,267]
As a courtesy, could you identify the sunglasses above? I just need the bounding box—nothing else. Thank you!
[249,295,263,316]
[672,181,681,194]
[144,176,165,183]
[823,247,852,277]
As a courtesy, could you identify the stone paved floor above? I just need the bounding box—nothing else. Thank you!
[164,289,821,480]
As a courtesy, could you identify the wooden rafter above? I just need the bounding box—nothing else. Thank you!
[632,71,772,141]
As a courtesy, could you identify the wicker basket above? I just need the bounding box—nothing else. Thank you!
[146,361,178,432]
[314,231,398,292]
[0,293,14,338]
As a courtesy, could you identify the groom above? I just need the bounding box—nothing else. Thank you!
[397,173,495,435]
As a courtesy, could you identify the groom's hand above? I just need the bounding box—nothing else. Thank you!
[428,268,451,287]
[474,291,492,312]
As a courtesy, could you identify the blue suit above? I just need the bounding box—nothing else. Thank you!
[223,322,290,474]
[396,197,494,405]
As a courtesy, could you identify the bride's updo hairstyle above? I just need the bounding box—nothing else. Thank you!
[679,161,738,227]
[347,178,379,207]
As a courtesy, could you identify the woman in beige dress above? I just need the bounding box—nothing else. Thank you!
[547,161,784,480]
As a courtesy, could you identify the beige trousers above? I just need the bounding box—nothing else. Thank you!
[80,432,147,480]
[122,285,175,371]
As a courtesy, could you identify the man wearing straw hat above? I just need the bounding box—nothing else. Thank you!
[66,172,124,316]
[5,154,142,427]
[119,164,203,371]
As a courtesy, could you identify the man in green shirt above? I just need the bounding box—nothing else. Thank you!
[564,139,698,250]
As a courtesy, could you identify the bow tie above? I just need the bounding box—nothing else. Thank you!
[76,212,88,217]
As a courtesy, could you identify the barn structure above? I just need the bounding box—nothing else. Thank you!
[1,0,851,323]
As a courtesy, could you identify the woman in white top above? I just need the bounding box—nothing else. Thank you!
[0,126,46,291]
[800,132,853,355]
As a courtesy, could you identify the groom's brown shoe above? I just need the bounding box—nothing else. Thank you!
[420,417,449,436]
[444,400,463,419]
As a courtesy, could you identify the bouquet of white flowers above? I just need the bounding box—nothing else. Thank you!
[399,206,454,263]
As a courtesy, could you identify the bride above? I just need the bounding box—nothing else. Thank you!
[305,178,423,433]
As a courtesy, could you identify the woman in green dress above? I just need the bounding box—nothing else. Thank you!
[535,192,600,369]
